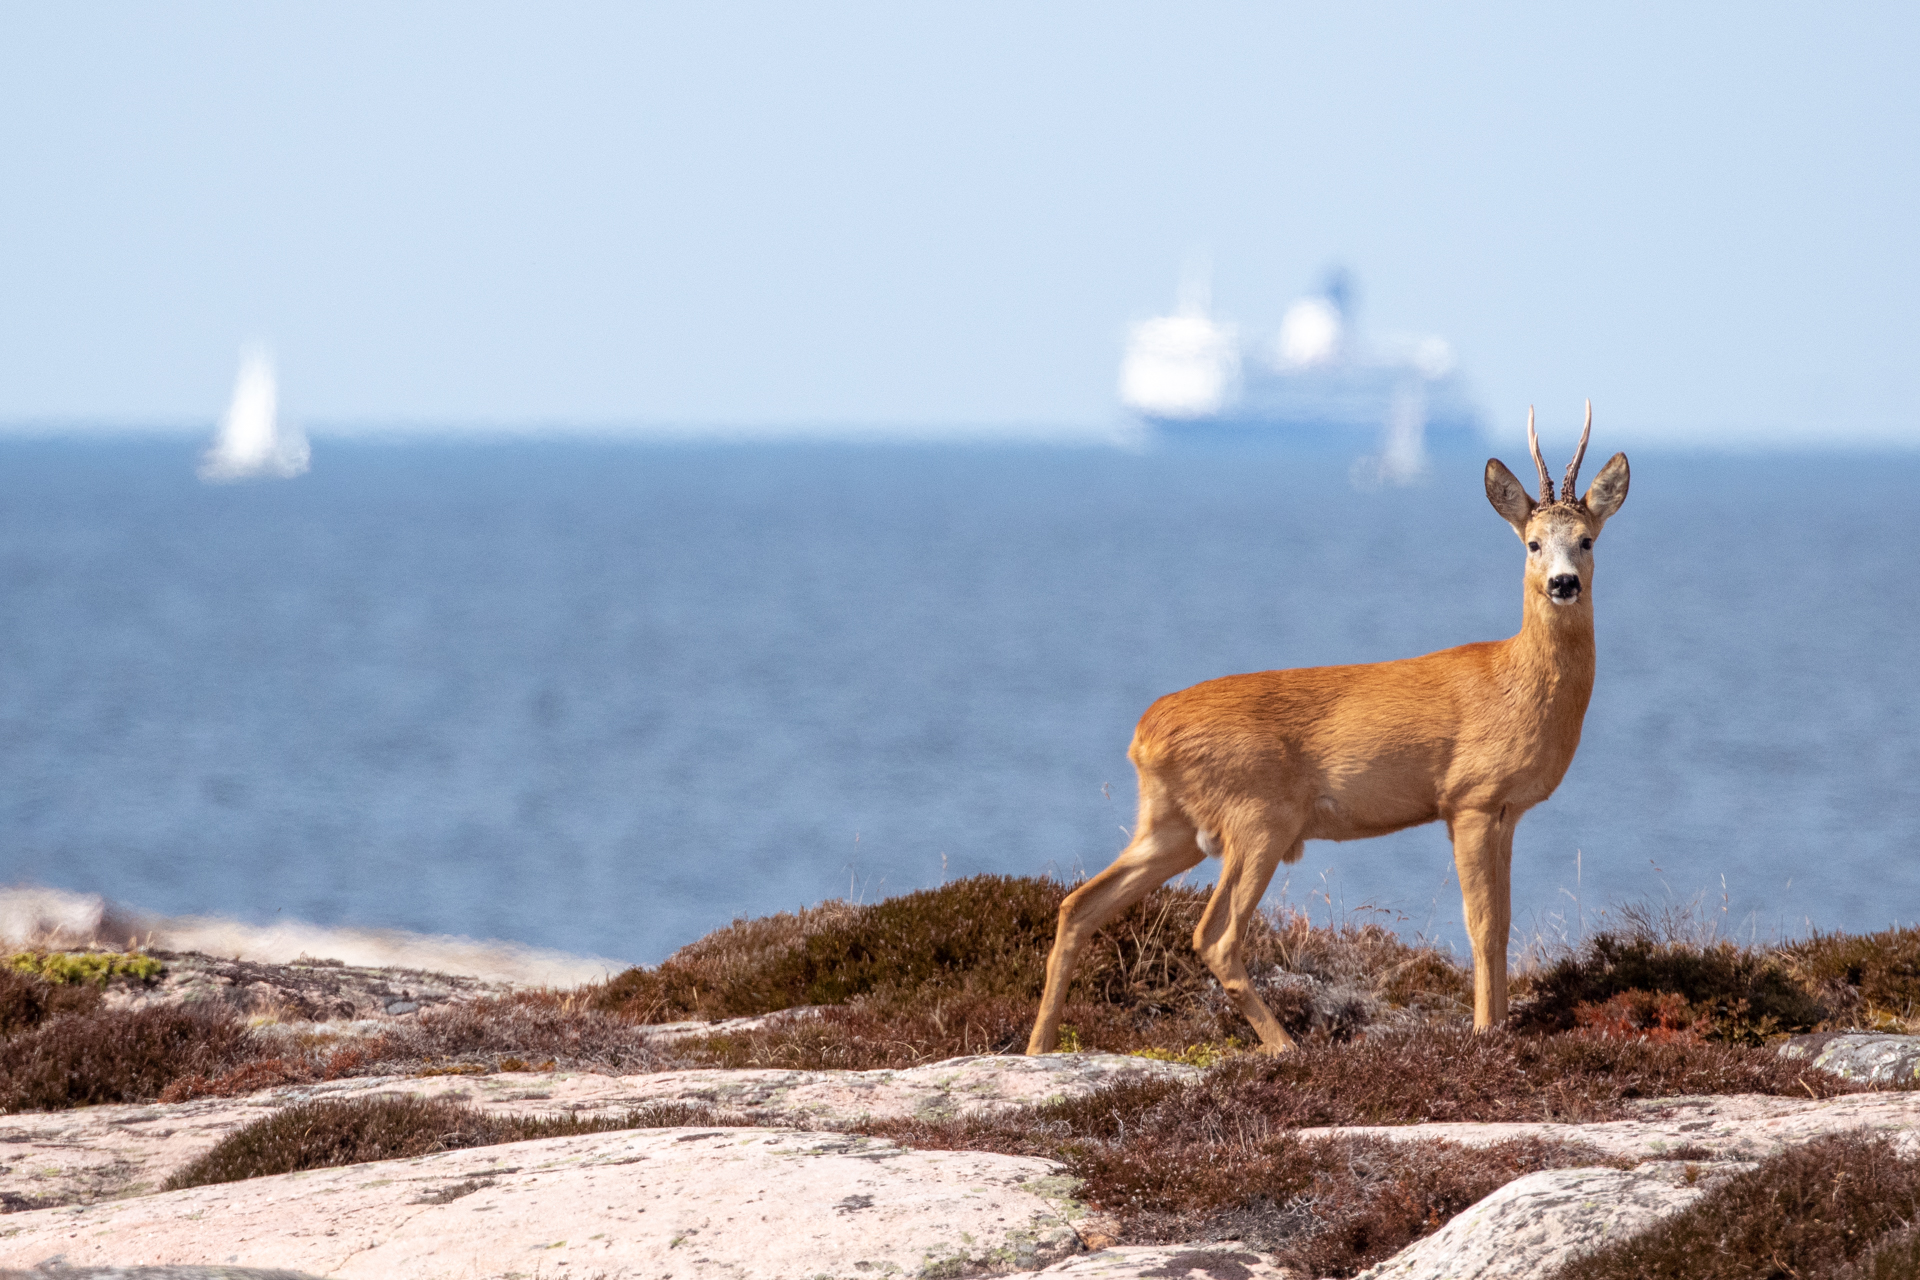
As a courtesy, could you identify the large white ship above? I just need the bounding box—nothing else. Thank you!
[1119,269,1481,483]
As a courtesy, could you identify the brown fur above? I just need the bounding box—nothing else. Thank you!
[1027,434,1630,1053]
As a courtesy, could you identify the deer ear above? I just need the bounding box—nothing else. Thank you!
[1484,459,1536,538]
[1582,452,1629,527]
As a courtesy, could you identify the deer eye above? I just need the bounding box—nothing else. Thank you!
[1580,537,1593,550]
[1527,541,1540,552]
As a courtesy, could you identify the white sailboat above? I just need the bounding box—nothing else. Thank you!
[198,346,310,482]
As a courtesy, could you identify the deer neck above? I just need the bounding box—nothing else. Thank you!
[1505,589,1597,716]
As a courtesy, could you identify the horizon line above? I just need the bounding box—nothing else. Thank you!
[0,417,1915,452]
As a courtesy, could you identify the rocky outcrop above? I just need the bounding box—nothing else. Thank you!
[1299,1089,1920,1163]
[7,1041,1920,1277]
[0,1054,1202,1213]
[1352,1161,1748,1280]
[0,1128,1085,1279]
[100,953,514,1025]
[1779,1031,1920,1084]
[0,1270,325,1279]
[0,887,616,988]
[1037,1245,1294,1277]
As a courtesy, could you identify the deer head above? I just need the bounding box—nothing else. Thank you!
[1484,402,1630,609]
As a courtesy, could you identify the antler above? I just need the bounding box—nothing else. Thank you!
[1560,400,1592,502]
[1526,406,1553,504]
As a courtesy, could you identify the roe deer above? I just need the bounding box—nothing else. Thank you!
[1027,405,1629,1053]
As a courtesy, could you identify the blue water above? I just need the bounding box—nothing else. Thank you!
[2,437,1916,964]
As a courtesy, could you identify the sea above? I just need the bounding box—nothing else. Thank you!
[1,435,1915,968]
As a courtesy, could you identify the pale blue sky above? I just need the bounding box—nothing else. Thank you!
[1,4,1914,444]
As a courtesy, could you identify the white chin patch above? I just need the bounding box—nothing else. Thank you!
[1549,593,1581,606]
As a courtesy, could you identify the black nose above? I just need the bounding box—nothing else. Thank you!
[1548,574,1581,599]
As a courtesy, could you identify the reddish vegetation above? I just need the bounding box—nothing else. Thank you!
[1515,930,1826,1043]
[158,1043,385,1104]
[1571,990,1703,1043]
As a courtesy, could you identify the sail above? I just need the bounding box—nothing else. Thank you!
[198,346,311,482]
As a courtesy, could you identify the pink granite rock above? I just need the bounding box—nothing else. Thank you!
[0,1127,1084,1278]
[0,1054,1200,1213]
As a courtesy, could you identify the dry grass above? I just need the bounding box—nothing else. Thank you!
[162,1095,727,1191]
[1551,1132,1920,1280]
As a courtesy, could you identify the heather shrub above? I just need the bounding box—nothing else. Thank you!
[1840,1224,1920,1280]
[0,1004,262,1112]
[1051,1026,1856,1133]
[0,964,101,1037]
[594,876,1075,1021]
[670,993,1142,1069]
[1213,1027,1856,1124]
[594,875,1467,1053]
[157,1039,391,1103]
[1551,1132,1920,1280]
[1781,925,1920,1029]
[1515,931,1825,1042]
[378,991,669,1072]
[157,991,681,1092]
[164,1095,728,1190]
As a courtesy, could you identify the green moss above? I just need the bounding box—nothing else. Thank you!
[1128,1039,1245,1068]
[7,951,163,988]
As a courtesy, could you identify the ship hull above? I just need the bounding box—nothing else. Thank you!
[1145,365,1482,447]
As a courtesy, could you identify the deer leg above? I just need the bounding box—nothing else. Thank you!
[1449,808,1516,1029]
[1026,808,1203,1055]
[1193,820,1302,1053]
